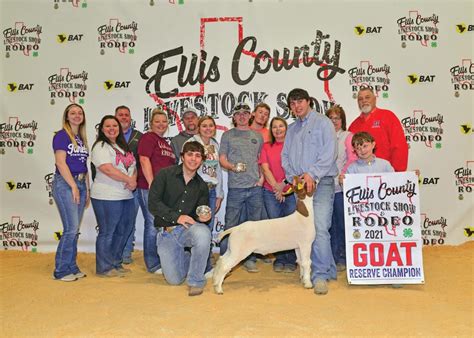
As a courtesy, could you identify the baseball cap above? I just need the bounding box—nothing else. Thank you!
[182,107,198,118]
[232,102,251,115]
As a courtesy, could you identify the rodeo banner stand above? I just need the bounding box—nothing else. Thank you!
[344,172,424,285]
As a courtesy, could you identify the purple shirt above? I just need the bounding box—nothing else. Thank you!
[53,129,88,175]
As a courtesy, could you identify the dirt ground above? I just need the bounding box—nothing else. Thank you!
[0,242,472,337]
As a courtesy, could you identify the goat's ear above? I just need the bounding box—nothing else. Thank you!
[296,200,309,217]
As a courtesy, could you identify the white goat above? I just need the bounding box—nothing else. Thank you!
[213,181,315,294]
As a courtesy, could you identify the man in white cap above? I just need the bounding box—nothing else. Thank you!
[170,107,199,160]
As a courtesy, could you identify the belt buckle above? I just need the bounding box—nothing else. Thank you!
[165,226,176,233]
[76,173,86,181]
[207,182,216,190]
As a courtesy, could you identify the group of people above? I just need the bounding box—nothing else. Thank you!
[51,87,408,297]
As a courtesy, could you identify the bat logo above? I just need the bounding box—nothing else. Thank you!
[456,24,466,34]
[407,74,418,84]
[57,34,67,43]
[6,181,15,191]
[464,227,474,237]
[103,80,113,90]
[54,231,62,240]
[7,83,17,92]
[460,124,472,134]
[354,25,365,36]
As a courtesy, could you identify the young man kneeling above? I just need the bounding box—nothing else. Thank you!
[148,141,212,296]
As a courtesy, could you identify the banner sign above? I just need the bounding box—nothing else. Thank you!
[344,172,424,285]
[1,0,472,252]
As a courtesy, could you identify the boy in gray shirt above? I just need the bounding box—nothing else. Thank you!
[219,102,264,272]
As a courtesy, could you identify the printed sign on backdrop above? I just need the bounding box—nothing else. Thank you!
[343,172,424,285]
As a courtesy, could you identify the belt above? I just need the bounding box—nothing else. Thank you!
[164,226,177,233]
[73,173,87,181]
[207,182,217,190]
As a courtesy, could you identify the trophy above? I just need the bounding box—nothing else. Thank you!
[234,162,247,173]
[196,205,211,219]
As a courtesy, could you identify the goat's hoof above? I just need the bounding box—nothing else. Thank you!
[214,286,224,294]
[303,282,313,289]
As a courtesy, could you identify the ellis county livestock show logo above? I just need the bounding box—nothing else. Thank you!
[401,110,444,149]
[420,214,448,246]
[0,216,39,251]
[45,173,54,205]
[450,59,474,97]
[0,118,38,154]
[344,173,424,284]
[48,67,88,105]
[396,11,439,48]
[53,0,88,9]
[97,19,138,55]
[454,162,473,199]
[348,61,391,98]
[3,21,42,57]
[140,20,345,126]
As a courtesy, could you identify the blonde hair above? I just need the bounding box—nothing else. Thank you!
[62,103,88,150]
[151,108,168,124]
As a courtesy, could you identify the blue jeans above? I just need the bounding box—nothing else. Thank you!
[329,192,346,265]
[91,198,134,274]
[137,188,161,272]
[122,190,140,261]
[263,188,297,267]
[205,188,217,272]
[310,176,337,282]
[52,174,87,279]
[220,186,264,263]
[157,224,211,288]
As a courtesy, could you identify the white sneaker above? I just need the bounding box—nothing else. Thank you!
[154,268,163,274]
[74,272,87,278]
[56,274,78,282]
[205,268,214,279]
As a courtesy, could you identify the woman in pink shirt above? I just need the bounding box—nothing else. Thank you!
[259,117,297,273]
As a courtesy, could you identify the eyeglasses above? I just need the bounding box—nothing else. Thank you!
[234,104,250,112]
[330,117,341,121]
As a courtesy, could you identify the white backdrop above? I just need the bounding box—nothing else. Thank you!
[1,0,472,252]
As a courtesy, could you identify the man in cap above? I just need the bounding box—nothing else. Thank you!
[219,102,265,272]
[170,107,199,160]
